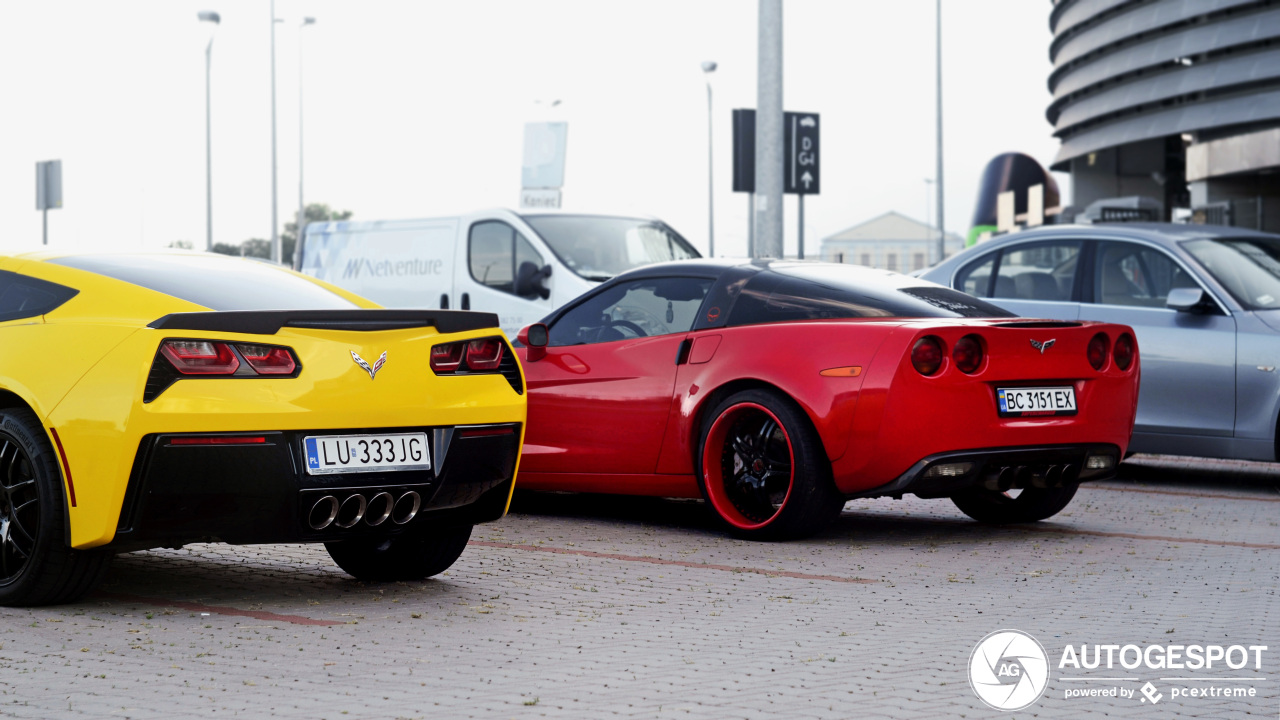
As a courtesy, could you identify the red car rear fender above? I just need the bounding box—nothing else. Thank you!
[656,321,901,475]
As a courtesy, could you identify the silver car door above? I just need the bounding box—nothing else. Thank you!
[1076,241,1236,441]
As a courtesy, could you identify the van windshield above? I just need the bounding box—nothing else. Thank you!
[521,215,700,281]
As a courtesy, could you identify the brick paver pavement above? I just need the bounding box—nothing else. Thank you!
[1,454,1276,719]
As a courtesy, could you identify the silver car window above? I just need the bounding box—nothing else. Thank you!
[1182,237,1280,310]
[1095,242,1197,307]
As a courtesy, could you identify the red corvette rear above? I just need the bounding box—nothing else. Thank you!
[517,260,1139,540]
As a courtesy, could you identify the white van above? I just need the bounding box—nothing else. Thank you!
[295,209,700,336]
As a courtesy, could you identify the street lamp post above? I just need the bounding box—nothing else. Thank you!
[701,61,717,258]
[924,178,935,265]
[269,0,282,263]
[935,0,945,264]
[298,16,315,261]
[198,10,220,252]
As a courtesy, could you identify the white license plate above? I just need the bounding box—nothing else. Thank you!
[303,433,430,475]
[997,386,1077,417]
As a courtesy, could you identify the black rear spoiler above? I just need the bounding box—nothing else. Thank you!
[147,309,501,335]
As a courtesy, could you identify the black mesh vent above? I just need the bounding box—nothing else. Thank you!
[499,341,524,395]
[143,352,181,403]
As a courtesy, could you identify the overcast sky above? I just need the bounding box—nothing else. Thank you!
[0,0,1065,257]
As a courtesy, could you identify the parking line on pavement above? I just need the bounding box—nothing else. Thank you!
[470,541,877,583]
[95,592,344,626]
[1082,485,1280,503]
[1013,525,1280,550]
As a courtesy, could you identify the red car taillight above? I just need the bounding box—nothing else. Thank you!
[1087,333,1109,371]
[953,335,983,374]
[911,336,944,376]
[430,342,466,372]
[237,344,297,375]
[1114,333,1135,371]
[161,340,240,375]
[431,336,509,375]
[466,338,504,371]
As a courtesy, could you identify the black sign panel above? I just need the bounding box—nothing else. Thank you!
[731,109,820,195]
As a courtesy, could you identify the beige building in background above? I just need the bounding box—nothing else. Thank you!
[819,211,964,272]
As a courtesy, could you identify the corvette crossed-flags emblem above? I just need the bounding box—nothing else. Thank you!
[351,350,387,380]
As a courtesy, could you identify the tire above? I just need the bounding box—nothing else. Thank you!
[325,524,472,582]
[950,485,1079,524]
[697,389,844,540]
[0,407,113,606]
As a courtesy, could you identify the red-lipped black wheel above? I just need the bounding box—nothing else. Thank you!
[0,407,112,606]
[697,389,844,540]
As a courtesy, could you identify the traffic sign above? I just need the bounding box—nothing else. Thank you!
[731,110,820,195]
[788,113,819,195]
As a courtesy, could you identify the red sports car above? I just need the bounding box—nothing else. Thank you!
[515,259,1139,540]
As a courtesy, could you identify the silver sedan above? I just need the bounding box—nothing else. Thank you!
[920,223,1280,462]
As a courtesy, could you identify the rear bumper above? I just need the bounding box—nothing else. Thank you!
[109,423,520,551]
[847,443,1121,500]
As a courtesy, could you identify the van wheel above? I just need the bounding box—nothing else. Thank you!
[325,525,472,582]
[0,408,112,606]
[697,389,844,540]
[950,486,1078,524]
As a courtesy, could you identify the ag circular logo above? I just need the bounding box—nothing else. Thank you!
[968,629,1049,711]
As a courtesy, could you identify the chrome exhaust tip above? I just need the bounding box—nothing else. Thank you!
[981,466,1010,492]
[392,491,421,525]
[308,495,339,530]
[365,492,394,527]
[334,493,368,529]
[1044,464,1063,487]
[1004,466,1026,491]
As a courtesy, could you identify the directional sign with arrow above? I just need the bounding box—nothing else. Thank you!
[732,110,819,196]
[788,113,819,195]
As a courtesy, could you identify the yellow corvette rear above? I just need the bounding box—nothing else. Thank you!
[0,252,525,606]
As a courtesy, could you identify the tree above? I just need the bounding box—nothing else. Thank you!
[282,203,353,265]
[206,202,353,264]
[168,240,193,250]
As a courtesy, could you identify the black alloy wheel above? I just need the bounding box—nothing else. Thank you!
[697,388,845,540]
[0,438,40,584]
[0,407,113,606]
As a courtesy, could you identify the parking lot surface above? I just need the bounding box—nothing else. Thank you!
[1,455,1277,719]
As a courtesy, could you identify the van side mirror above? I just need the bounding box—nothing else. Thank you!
[1167,287,1210,313]
[517,323,549,361]
[515,261,552,300]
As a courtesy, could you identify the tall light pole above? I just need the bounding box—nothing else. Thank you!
[935,0,946,263]
[298,16,316,262]
[701,61,717,257]
[269,1,283,263]
[198,10,220,252]
[924,178,935,264]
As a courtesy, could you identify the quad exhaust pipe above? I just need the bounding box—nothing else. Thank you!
[307,490,422,530]
[979,464,1079,492]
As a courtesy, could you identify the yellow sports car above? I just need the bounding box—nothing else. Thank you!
[0,251,525,605]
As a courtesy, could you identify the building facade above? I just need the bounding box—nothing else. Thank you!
[1049,0,1280,231]
[819,212,963,272]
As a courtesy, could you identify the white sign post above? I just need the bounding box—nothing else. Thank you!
[36,160,63,246]
[521,122,567,209]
